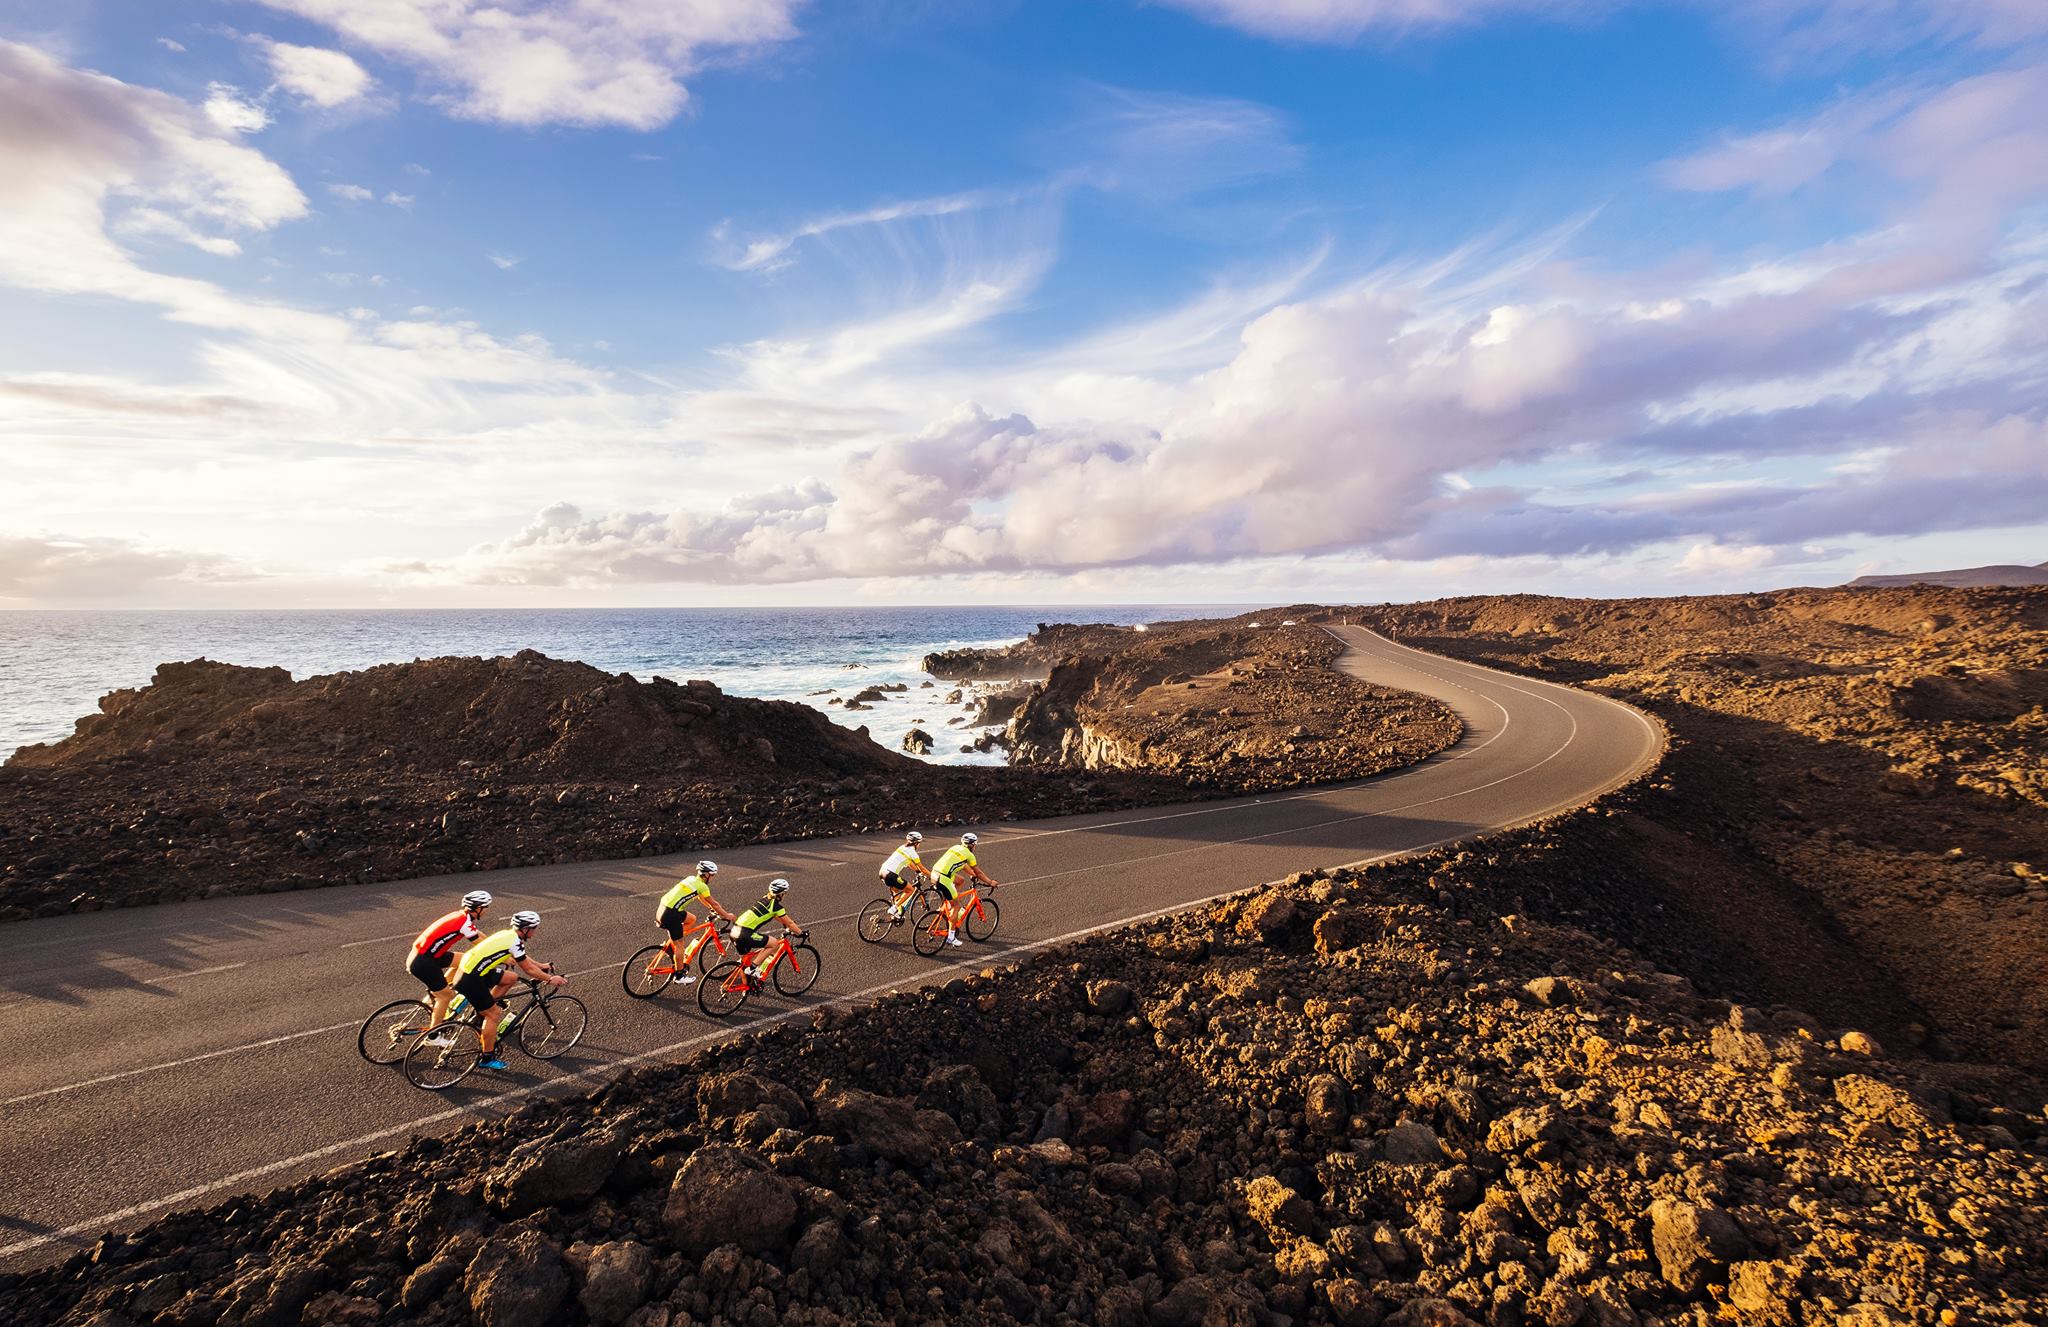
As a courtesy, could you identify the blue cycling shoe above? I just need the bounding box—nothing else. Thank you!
[478,1056,509,1071]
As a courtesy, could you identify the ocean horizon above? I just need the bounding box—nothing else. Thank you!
[0,604,1263,765]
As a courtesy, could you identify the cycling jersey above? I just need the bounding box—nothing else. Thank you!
[458,928,527,978]
[932,845,978,882]
[735,897,787,930]
[658,874,712,917]
[880,845,923,877]
[412,910,480,960]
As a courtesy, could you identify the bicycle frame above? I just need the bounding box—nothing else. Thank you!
[678,911,728,965]
[720,933,804,990]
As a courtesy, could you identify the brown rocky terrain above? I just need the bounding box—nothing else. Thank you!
[1320,587,2048,1077]
[1848,561,2048,589]
[11,821,2044,1327]
[0,625,1456,920]
[940,616,1463,793]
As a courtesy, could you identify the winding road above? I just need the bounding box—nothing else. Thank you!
[0,627,1661,1271]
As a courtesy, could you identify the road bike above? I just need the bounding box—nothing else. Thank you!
[856,878,943,944]
[698,930,820,1018]
[402,973,588,1090]
[912,880,1000,956]
[622,911,732,998]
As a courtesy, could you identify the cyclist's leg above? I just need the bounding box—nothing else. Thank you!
[410,951,456,1027]
[453,971,501,1051]
[732,927,766,980]
[658,906,688,961]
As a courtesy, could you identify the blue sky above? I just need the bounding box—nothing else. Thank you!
[2,0,2045,606]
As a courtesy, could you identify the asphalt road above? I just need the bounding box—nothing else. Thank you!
[0,627,1661,1271]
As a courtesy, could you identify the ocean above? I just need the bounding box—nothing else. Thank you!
[0,606,1246,766]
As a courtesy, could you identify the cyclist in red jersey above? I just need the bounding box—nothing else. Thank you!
[409,890,493,1030]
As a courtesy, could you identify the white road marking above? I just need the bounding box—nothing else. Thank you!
[144,962,249,984]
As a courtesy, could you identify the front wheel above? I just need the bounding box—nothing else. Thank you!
[966,894,1000,942]
[622,944,676,999]
[696,930,728,975]
[774,943,822,996]
[698,962,751,1018]
[403,1020,483,1090]
[359,998,432,1065]
[519,995,587,1059]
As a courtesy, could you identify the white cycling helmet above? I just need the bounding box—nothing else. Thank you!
[768,878,790,895]
[961,833,978,846]
[462,889,493,909]
[904,830,923,844]
[697,859,718,875]
[511,909,542,929]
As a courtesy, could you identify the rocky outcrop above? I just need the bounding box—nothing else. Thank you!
[1000,616,1460,793]
[922,623,1143,679]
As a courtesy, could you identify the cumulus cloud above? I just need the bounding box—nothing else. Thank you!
[326,181,374,201]
[202,83,271,134]
[0,534,251,601]
[247,0,803,129]
[260,38,373,108]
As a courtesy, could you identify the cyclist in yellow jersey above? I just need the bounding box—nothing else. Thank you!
[729,878,807,985]
[655,860,736,986]
[879,830,931,919]
[454,910,564,1070]
[930,832,996,947]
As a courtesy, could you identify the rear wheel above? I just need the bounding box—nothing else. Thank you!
[622,944,676,999]
[403,1020,482,1090]
[857,898,898,943]
[774,943,822,996]
[912,909,949,956]
[359,998,432,1065]
[966,894,1000,942]
[695,931,727,975]
[698,962,751,1017]
[518,995,587,1059]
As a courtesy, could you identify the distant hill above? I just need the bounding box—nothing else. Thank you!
[1849,561,2048,589]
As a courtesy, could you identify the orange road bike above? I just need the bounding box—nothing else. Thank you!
[912,879,1000,956]
[402,974,588,1091]
[698,930,821,1018]
[622,910,732,998]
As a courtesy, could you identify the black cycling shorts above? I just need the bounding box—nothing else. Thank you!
[409,950,452,993]
[933,874,960,901]
[881,870,906,892]
[730,925,766,956]
[658,905,689,941]
[454,968,503,1013]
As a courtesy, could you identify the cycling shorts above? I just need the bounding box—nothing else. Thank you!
[881,870,907,891]
[658,905,690,941]
[729,924,766,956]
[408,950,452,993]
[454,968,504,1013]
[933,874,961,901]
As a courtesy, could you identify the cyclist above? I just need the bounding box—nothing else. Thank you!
[730,879,807,987]
[879,830,931,919]
[654,860,736,986]
[930,832,997,948]
[408,889,492,1031]
[452,910,565,1070]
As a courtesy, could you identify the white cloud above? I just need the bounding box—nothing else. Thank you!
[717,187,1016,273]
[157,38,186,54]
[248,0,805,129]
[489,253,521,269]
[383,191,414,207]
[0,534,253,601]
[326,181,374,201]
[202,82,270,134]
[260,38,373,108]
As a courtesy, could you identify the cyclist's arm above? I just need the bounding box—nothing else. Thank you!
[514,954,564,985]
[702,892,737,923]
[779,912,807,936]
[970,865,997,886]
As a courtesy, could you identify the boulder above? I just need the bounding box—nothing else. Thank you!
[901,728,933,755]
[1071,1088,1138,1148]
[662,1147,799,1254]
[1238,892,1300,945]
[1647,1198,1751,1292]
[485,1130,623,1213]
[1305,1074,1350,1135]
[578,1241,652,1326]
[814,1085,935,1166]
[465,1230,569,1327]
[1085,979,1134,1016]
[1378,1120,1444,1165]
[696,1071,808,1126]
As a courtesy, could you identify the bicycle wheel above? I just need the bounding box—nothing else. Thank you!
[403,1020,483,1090]
[698,962,751,1018]
[966,894,1000,942]
[857,898,899,943]
[518,995,588,1059]
[695,930,727,976]
[622,944,676,999]
[912,908,950,956]
[359,998,432,1065]
[914,886,945,921]
[774,943,822,996]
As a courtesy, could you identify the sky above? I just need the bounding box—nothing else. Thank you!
[1,0,2045,609]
